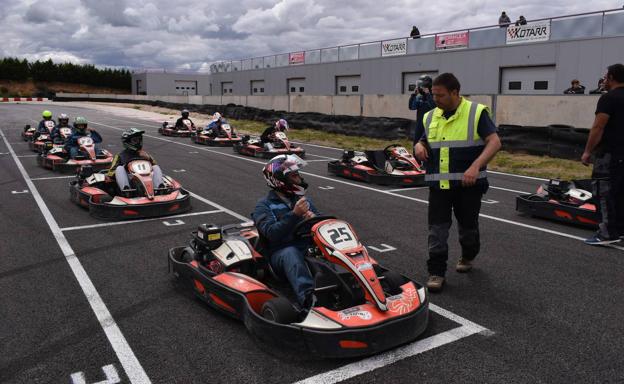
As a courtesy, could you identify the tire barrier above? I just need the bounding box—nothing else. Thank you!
[498,124,588,160]
[55,96,588,159]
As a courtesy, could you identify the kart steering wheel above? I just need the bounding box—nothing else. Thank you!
[383,143,402,153]
[293,215,336,238]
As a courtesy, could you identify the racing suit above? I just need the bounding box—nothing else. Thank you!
[175,117,195,130]
[106,149,163,190]
[51,123,71,144]
[204,119,227,138]
[252,191,320,305]
[35,119,56,140]
[64,129,103,159]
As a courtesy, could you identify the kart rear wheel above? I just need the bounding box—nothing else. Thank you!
[261,297,298,324]
[381,270,405,295]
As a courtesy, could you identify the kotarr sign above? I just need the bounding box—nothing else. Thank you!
[382,38,407,56]
[506,21,551,44]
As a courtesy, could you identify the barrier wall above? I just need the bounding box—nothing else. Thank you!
[56,93,597,129]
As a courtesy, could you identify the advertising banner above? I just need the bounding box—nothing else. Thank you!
[381,38,407,56]
[289,51,305,65]
[506,21,551,44]
[435,31,469,50]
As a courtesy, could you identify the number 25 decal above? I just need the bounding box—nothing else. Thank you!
[328,227,352,244]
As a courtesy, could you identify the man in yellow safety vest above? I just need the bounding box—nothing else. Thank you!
[414,73,501,292]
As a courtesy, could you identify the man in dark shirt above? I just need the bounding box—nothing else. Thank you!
[410,26,420,39]
[581,63,624,245]
[564,79,586,94]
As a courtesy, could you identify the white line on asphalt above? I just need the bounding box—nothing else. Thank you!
[31,175,75,181]
[305,159,332,162]
[490,185,530,194]
[305,153,335,160]
[60,209,223,232]
[488,170,548,181]
[187,191,249,222]
[89,119,624,252]
[0,129,151,384]
[17,154,39,157]
[293,321,486,384]
[386,186,428,192]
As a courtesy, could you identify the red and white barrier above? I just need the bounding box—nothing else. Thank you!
[1,97,49,102]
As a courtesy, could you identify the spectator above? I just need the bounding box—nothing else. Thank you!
[581,63,624,245]
[564,79,586,94]
[499,11,511,27]
[515,15,527,26]
[410,26,421,39]
[589,78,608,94]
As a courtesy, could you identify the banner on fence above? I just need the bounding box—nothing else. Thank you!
[506,21,551,44]
[381,38,407,56]
[289,52,305,65]
[435,31,469,50]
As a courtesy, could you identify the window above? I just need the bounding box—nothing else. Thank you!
[340,86,347,92]
[260,88,264,93]
[352,85,359,92]
[508,81,521,90]
[176,87,180,89]
[408,84,416,92]
[299,87,304,92]
[534,81,548,90]
[253,88,258,93]
[191,87,195,90]
[223,89,228,94]
[290,87,296,92]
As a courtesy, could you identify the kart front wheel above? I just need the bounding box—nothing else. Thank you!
[261,297,298,324]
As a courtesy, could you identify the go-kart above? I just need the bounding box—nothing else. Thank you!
[192,122,242,146]
[70,159,191,220]
[38,136,113,173]
[328,144,426,187]
[168,216,429,358]
[27,120,57,151]
[516,179,599,228]
[233,131,306,158]
[29,127,72,153]
[159,119,196,137]
[22,124,38,141]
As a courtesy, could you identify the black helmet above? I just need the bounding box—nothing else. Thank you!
[122,128,145,151]
[181,109,189,118]
[418,75,433,89]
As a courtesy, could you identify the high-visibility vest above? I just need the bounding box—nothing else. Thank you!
[423,97,489,189]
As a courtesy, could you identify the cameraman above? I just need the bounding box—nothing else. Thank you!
[409,75,436,147]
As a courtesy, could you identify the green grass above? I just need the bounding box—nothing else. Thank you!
[230,117,592,180]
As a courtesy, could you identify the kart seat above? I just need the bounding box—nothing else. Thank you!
[364,150,387,170]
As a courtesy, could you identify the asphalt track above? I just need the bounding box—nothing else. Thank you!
[1,102,623,384]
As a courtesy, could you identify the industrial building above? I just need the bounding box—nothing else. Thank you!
[132,9,624,97]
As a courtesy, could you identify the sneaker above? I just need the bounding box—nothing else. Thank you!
[456,258,473,273]
[584,234,620,246]
[426,275,445,292]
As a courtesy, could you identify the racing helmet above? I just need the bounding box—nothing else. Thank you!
[262,154,308,196]
[212,112,222,121]
[181,109,189,118]
[417,75,433,89]
[74,116,88,133]
[42,110,53,120]
[275,118,289,131]
[122,128,145,151]
[58,113,69,126]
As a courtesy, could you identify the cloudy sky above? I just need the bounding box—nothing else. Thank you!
[0,0,618,71]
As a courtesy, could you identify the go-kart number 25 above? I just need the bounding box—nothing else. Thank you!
[328,227,352,244]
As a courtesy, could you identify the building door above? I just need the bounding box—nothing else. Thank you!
[500,66,556,95]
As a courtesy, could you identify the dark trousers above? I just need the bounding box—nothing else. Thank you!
[427,186,484,276]
[592,154,624,239]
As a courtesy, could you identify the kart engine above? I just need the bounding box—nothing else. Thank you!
[192,224,255,274]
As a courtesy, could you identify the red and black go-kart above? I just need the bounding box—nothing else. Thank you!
[168,216,429,358]
[328,144,426,187]
[29,127,73,153]
[234,131,306,158]
[27,120,56,151]
[38,136,113,173]
[159,119,196,137]
[192,122,242,146]
[516,179,599,228]
[22,124,38,141]
[70,159,191,220]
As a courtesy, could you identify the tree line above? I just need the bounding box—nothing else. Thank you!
[0,57,131,90]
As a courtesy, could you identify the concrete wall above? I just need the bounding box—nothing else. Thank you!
[56,92,598,129]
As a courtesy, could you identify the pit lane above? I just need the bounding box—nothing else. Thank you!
[2,103,623,384]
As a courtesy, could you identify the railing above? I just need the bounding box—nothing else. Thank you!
[206,8,624,74]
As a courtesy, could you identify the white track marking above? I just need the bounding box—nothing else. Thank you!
[12,190,29,194]
[293,320,486,384]
[305,159,332,162]
[386,186,427,192]
[0,129,151,384]
[162,219,185,226]
[291,141,342,151]
[60,210,223,232]
[71,364,120,384]
[367,244,396,253]
[490,185,530,194]
[187,191,249,222]
[88,119,623,252]
[305,153,335,160]
[17,154,39,157]
[488,170,548,181]
[31,175,76,181]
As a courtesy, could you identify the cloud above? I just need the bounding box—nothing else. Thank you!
[0,0,618,71]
